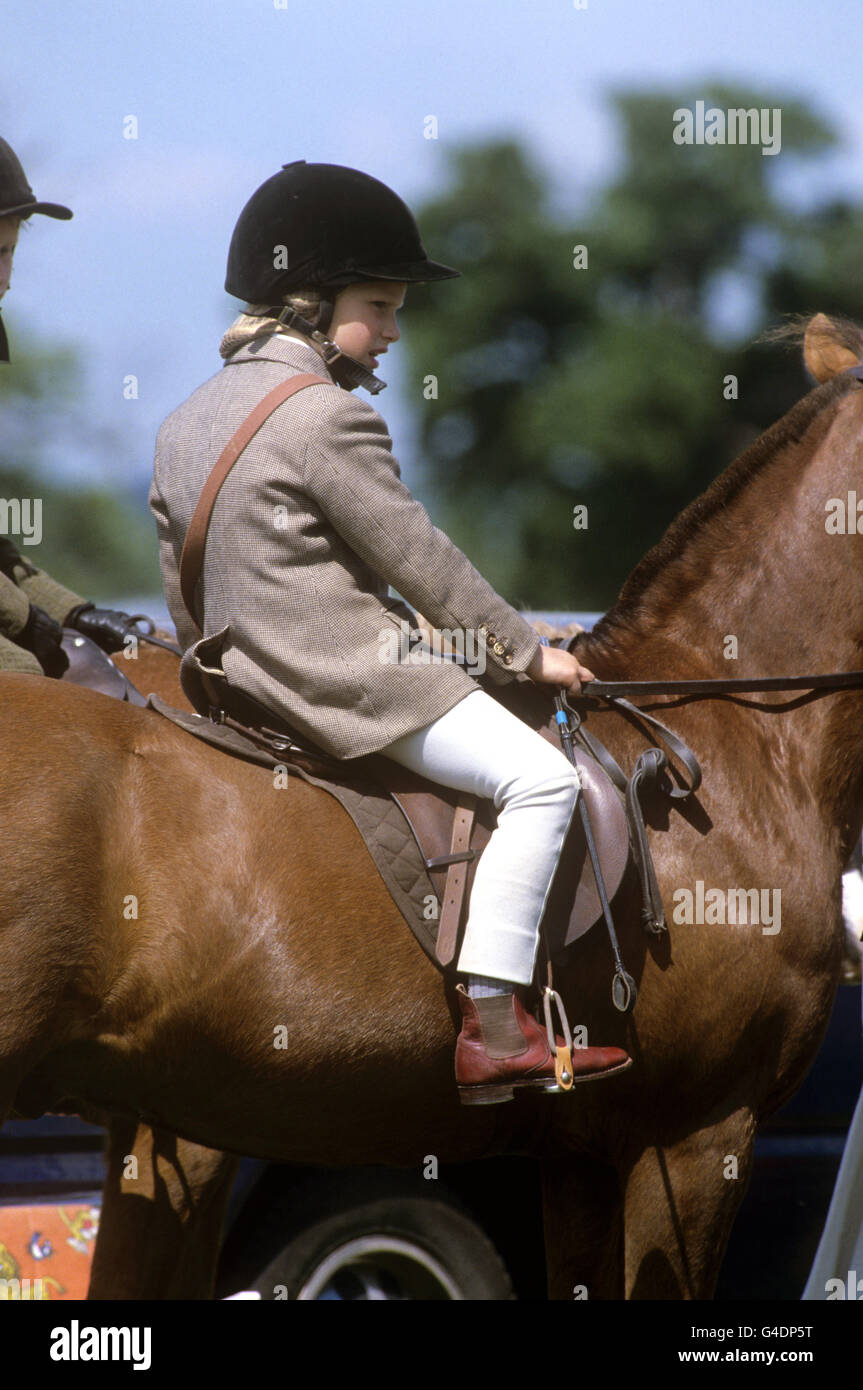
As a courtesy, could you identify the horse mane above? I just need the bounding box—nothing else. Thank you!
[588,362,861,648]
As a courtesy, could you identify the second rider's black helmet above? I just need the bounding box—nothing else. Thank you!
[225,159,460,304]
[0,136,73,363]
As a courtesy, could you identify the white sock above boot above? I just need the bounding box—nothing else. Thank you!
[465,974,514,998]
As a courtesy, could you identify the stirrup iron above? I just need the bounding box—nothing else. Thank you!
[542,987,574,1091]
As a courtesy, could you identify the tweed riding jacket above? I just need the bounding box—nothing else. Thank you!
[149,333,541,760]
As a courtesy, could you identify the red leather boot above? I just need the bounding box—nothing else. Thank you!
[454,983,631,1105]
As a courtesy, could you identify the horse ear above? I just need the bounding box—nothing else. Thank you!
[804,313,862,381]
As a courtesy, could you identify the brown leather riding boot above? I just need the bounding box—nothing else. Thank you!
[454,983,631,1106]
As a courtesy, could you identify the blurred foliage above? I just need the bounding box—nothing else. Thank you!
[0,340,160,599]
[3,83,863,611]
[402,84,861,609]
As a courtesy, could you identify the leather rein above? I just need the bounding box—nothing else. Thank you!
[561,662,863,702]
[558,642,863,797]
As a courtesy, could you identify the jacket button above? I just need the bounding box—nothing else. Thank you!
[493,641,505,656]
[504,653,513,664]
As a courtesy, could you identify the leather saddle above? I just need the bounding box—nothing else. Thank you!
[181,654,631,970]
[384,723,631,962]
[55,624,631,973]
[59,628,148,705]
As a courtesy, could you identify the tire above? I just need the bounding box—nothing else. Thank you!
[227,1170,514,1301]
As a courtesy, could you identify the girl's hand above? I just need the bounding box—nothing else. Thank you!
[526,643,595,695]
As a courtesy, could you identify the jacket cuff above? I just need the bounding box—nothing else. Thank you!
[17,570,85,627]
[476,617,540,680]
[0,572,31,639]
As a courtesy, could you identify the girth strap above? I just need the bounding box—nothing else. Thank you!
[178,372,336,635]
[434,799,477,967]
[625,749,669,933]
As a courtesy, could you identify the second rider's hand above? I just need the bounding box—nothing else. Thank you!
[526,642,594,695]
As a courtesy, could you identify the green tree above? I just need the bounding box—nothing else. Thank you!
[403,86,846,610]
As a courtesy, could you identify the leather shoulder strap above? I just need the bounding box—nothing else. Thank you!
[178,372,335,633]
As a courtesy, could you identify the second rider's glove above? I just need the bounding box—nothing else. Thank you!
[64,602,136,655]
[21,604,69,678]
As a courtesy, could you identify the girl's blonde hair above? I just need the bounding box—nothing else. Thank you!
[219,287,326,360]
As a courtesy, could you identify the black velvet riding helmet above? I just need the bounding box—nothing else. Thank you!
[224,160,460,393]
[225,159,459,304]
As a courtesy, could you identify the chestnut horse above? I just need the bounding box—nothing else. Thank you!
[3,313,863,1301]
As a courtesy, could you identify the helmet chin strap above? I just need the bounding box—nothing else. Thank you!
[269,305,387,395]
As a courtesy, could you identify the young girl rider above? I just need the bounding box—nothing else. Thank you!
[150,160,631,1104]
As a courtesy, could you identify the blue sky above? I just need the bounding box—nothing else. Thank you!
[4,0,862,517]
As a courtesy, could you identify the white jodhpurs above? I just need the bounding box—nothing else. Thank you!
[378,687,581,985]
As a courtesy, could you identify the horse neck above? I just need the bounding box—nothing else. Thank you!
[579,386,863,837]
